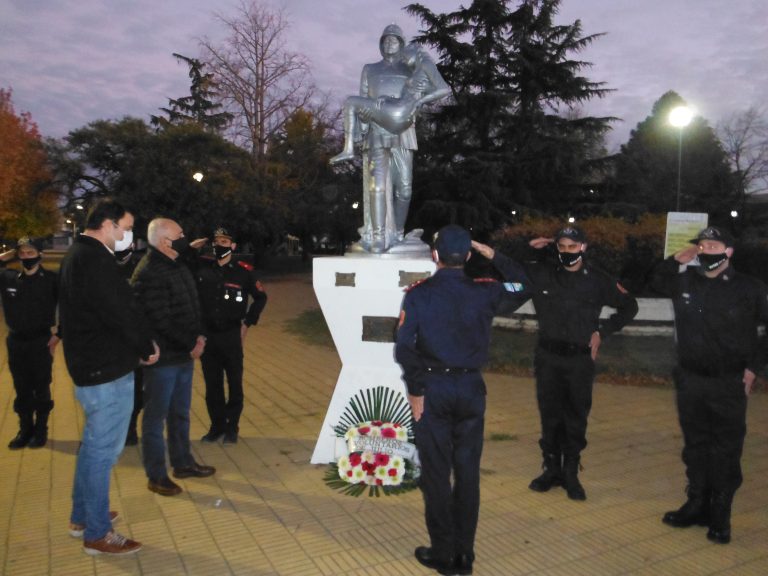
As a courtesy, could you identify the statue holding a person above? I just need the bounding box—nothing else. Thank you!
[330,24,451,254]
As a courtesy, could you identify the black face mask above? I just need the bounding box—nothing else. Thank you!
[20,256,41,270]
[698,252,728,271]
[170,236,189,254]
[558,251,583,267]
[213,245,232,260]
[114,248,134,265]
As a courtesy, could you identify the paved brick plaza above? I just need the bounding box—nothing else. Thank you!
[0,271,766,575]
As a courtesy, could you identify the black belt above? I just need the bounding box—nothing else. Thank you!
[425,367,479,374]
[538,338,591,357]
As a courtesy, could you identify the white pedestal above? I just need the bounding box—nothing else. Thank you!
[310,255,436,464]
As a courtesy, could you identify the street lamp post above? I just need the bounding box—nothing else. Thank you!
[669,105,694,211]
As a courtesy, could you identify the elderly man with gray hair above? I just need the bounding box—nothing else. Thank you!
[131,218,215,497]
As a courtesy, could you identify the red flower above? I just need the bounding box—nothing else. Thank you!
[372,420,383,426]
[347,470,353,477]
[388,468,398,477]
[349,453,362,466]
[358,426,371,435]
[381,427,396,438]
[393,423,401,428]
[375,453,390,467]
[376,479,383,485]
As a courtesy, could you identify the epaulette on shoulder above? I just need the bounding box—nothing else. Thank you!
[473,277,499,284]
[405,277,431,292]
[237,260,254,271]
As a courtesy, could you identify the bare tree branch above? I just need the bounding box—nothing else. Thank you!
[199,1,316,162]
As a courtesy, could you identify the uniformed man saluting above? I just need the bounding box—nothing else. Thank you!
[193,227,267,444]
[652,226,768,545]
[0,236,59,449]
[474,227,638,501]
[396,225,528,576]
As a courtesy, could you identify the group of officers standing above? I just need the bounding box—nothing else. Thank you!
[1,208,766,566]
[0,199,266,555]
[396,223,767,576]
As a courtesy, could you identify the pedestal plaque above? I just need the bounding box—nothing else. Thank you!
[310,255,435,464]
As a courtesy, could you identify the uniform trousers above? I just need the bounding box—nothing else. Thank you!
[415,372,486,561]
[200,327,244,433]
[534,348,595,458]
[674,368,747,495]
[7,334,53,415]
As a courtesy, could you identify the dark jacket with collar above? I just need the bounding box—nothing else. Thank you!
[652,257,768,375]
[0,263,58,337]
[58,235,155,386]
[131,247,202,366]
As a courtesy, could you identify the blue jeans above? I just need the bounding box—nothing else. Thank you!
[142,361,194,480]
[70,372,134,541]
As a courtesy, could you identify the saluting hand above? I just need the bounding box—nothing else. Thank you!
[529,237,554,250]
[471,241,494,260]
[189,238,208,250]
[674,245,699,264]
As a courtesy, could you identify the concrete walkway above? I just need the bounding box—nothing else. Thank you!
[0,271,766,575]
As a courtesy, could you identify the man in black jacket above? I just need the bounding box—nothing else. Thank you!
[0,236,59,449]
[653,226,768,544]
[132,218,215,497]
[59,199,158,555]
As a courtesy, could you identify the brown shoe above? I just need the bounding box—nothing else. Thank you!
[173,462,216,479]
[69,510,120,538]
[148,476,182,496]
[83,531,141,556]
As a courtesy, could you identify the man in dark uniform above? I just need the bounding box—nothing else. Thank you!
[396,225,527,576]
[0,236,59,449]
[652,226,768,544]
[473,227,638,501]
[194,227,267,444]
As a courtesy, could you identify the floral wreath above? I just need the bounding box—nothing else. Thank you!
[323,386,420,497]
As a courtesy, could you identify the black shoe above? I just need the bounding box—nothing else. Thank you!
[148,477,182,496]
[563,456,586,501]
[200,430,224,443]
[662,499,709,528]
[8,430,33,450]
[529,453,563,492]
[27,432,48,449]
[223,431,238,444]
[453,552,474,575]
[706,491,733,544]
[173,462,216,479]
[414,547,455,575]
[706,527,731,544]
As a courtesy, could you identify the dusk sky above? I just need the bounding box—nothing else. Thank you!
[1,0,766,151]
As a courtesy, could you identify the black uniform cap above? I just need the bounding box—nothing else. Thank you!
[554,226,586,243]
[213,227,234,241]
[17,236,43,251]
[689,226,734,248]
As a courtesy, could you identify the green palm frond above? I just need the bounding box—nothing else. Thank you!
[331,386,414,438]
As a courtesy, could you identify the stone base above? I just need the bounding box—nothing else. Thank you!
[310,255,435,464]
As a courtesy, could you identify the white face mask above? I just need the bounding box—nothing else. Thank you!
[114,229,133,252]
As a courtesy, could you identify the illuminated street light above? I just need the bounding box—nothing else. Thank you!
[192,171,204,182]
[730,210,738,218]
[568,216,576,223]
[669,105,694,211]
